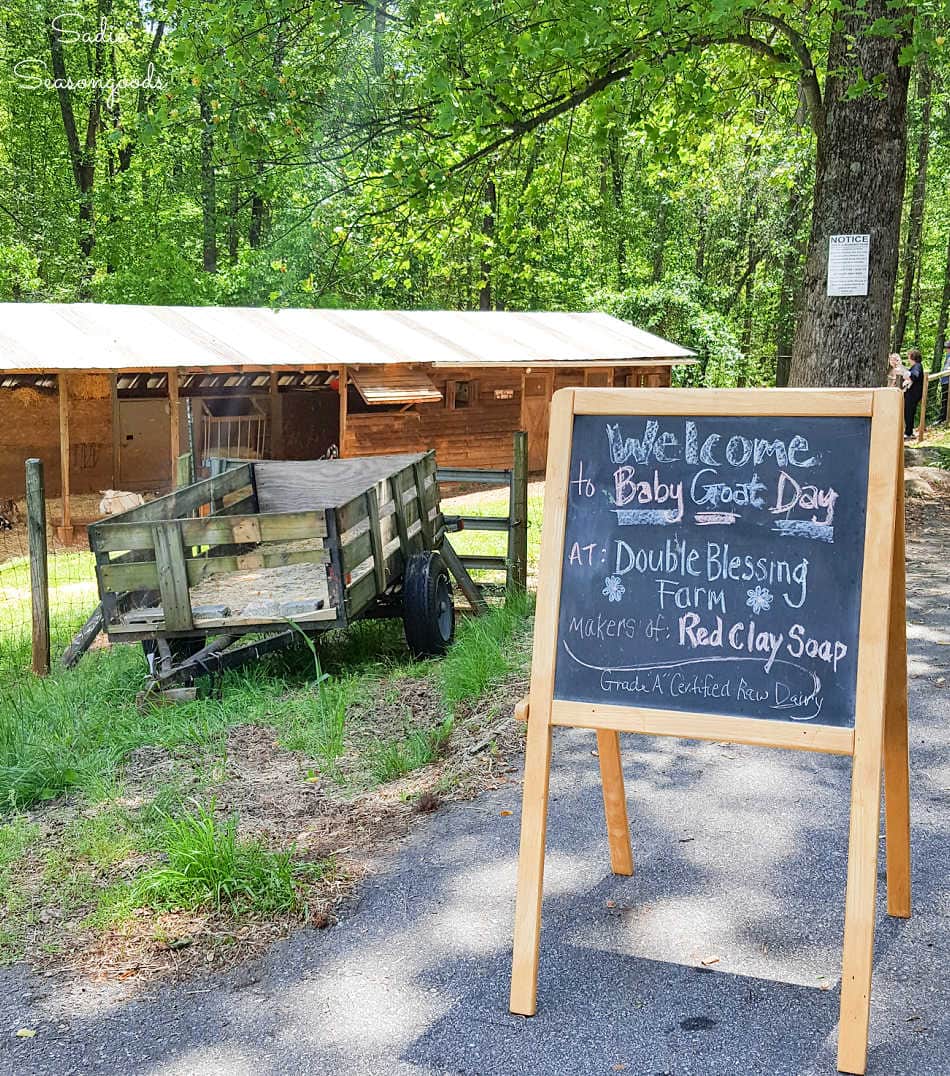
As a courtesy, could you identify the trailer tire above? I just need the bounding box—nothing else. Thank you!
[402,551,455,657]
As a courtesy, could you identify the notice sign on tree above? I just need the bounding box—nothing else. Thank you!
[827,234,871,296]
[510,389,910,1076]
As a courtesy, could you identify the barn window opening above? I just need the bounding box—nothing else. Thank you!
[446,379,477,409]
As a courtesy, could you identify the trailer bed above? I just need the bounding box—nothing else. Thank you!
[89,452,445,643]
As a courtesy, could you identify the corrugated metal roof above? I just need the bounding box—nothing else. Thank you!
[0,303,695,373]
[350,365,443,405]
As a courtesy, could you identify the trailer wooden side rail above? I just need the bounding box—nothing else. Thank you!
[89,452,471,688]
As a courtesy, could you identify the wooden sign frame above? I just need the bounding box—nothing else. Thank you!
[509,388,909,1076]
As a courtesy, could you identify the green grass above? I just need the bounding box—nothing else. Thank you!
[370,718,454,782]
[0,818,38,950]
[440,588,534,713]
[0,493,540,964]
[117,803,323,917]
[0,552,99,677]
[442,488,544,581]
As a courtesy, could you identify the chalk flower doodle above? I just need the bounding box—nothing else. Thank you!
[602,575,625,602]
[746,585,774,615]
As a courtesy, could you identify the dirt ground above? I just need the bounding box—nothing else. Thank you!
[7,632,531,985]
[0,494,111,562]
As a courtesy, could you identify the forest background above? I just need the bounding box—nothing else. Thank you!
[1,0,948,389]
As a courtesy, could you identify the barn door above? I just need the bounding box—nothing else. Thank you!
[522,373,552,471]
[118,399,179,490]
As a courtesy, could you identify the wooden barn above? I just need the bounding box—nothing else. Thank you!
[0,304,693,529]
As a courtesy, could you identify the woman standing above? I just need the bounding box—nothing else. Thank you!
[903,348,924,439]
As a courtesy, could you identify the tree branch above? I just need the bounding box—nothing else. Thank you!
[46,22,84,190]
[748,13,823,133]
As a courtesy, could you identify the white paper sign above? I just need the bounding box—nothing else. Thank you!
[827,234,870,296]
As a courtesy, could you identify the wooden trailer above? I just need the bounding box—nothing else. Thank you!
[88,452,473,688]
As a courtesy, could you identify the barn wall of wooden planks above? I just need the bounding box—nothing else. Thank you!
[0,361,674,534]
[342,363,673,471]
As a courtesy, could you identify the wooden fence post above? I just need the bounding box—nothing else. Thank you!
[26,458,50,676]
[507,430,529,592]
[175,452,193,489]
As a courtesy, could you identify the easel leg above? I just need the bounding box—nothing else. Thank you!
[596,729,633,876]
[510,715,553,1016]
[837,395,898,1076]
[837,720,885,1075]
[883,444,911,918]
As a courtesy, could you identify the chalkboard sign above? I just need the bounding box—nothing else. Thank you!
[509,388,911,1076]
[554,414,870,727]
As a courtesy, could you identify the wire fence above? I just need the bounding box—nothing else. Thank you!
[0,493,100,678]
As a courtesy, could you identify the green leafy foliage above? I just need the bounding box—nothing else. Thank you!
[596,282,750,386]
[0,0,946,381]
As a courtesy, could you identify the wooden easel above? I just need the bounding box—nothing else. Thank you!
[509,388,910,1076]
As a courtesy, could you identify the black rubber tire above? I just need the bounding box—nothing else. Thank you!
[402,551,455,657]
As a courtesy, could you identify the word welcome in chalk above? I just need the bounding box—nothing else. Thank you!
[606,421,819,469]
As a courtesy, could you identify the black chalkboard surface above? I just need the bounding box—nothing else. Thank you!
[553,414,871,727]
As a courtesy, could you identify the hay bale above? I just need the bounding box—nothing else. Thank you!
[10,386,51,410]
[68,373,110,399]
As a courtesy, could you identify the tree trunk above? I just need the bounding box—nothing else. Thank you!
[228,178,239,264]
[694,201,708,279]
[892,57,932,352]
[199,92,217,273]
[373,1,388,76]
[651,196,668,283]
[479,177,496,310]
[775,184,807,386]
[47,14,105,269]
[607,130,626,283]
[789,4,912,387]
[933,229,950,370]
[249,192,265,248]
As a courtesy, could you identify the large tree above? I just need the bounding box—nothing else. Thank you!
[789,3,914,386]
[334,0,931,386]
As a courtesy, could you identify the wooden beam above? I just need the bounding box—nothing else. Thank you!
[439,539,488,615]
[338,366,348,457]
[366,487,387,594]
[110,373,120,487]
[883,420,911,918]
[269,370,284,458]
[507,430,528,592]
[151,522,194,632]
[168,368,180,489]
[58,373,71,530]
[26,458,50,676]
[595,729,633,876]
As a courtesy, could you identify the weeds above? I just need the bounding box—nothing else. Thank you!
[122,803,323,917]
[440,589,533,713]
[370,718,454,782]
